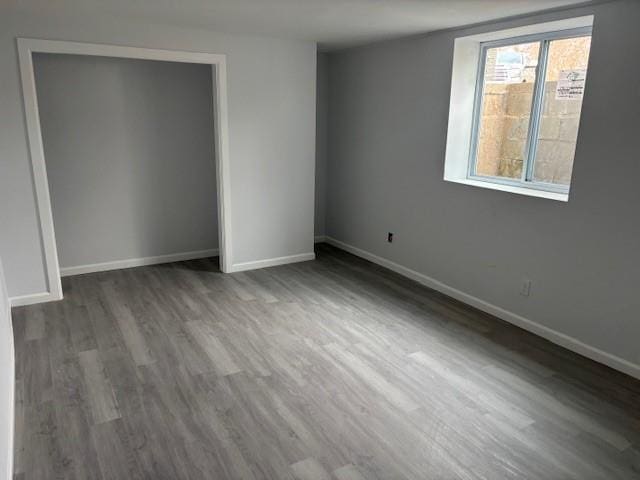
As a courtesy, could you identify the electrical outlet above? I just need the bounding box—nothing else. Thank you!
[520,279,532,297]
[387,232,394,243]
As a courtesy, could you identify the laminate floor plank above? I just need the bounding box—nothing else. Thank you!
[12,244,640,479]
[100,282,155,367]
[24,305,46,341]
[290,458,331,480]
[78,349,121,425]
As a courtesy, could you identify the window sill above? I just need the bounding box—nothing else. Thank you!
[446,177,569,202]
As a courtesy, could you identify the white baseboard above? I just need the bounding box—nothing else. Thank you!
[9,291,59,307]
[1,259,15,479]
[324,236,640,380]
[10,248,313,306]
[60,248,219,277]
[314,235,327,243]
[231,252,315,272]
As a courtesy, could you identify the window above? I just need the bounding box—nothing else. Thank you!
[469,28,591,193]
[444,17,594,201]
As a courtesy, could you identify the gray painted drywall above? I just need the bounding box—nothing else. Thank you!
[33,54,218,269]
[315,52,328,237]
[0,258,13,479]
[0,8,316,297]
[325,0,640,367]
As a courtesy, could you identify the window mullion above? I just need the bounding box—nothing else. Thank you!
[521,39,550,183]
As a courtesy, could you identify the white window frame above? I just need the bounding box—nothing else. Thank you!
[468,27,592,194]
[443,16,594,202]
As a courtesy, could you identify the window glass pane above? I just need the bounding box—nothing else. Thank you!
[475,42,540,179]
[532,36,591,185]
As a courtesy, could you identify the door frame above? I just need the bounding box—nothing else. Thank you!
[17,38,233,303]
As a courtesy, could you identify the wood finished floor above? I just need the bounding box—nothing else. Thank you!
[12,244,640,479]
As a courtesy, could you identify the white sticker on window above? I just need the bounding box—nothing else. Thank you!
[555,69,587,100]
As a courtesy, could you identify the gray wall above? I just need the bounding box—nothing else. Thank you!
[0,8,316,297]
[325,0,640,367]
[315,52,328,237]
[34,54,217,269]
[0,257,13,479]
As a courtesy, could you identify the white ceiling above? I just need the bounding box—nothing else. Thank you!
[14,0,593,51]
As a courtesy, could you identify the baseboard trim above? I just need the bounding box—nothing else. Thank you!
[314,235,327,243]
[11,248,312,306]
[324,236,640,380]
[9,291,60,307]
[60,248,219,277]
[231,252,316,272]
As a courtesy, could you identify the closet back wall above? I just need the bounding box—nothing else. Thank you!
[33,54,218,271]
